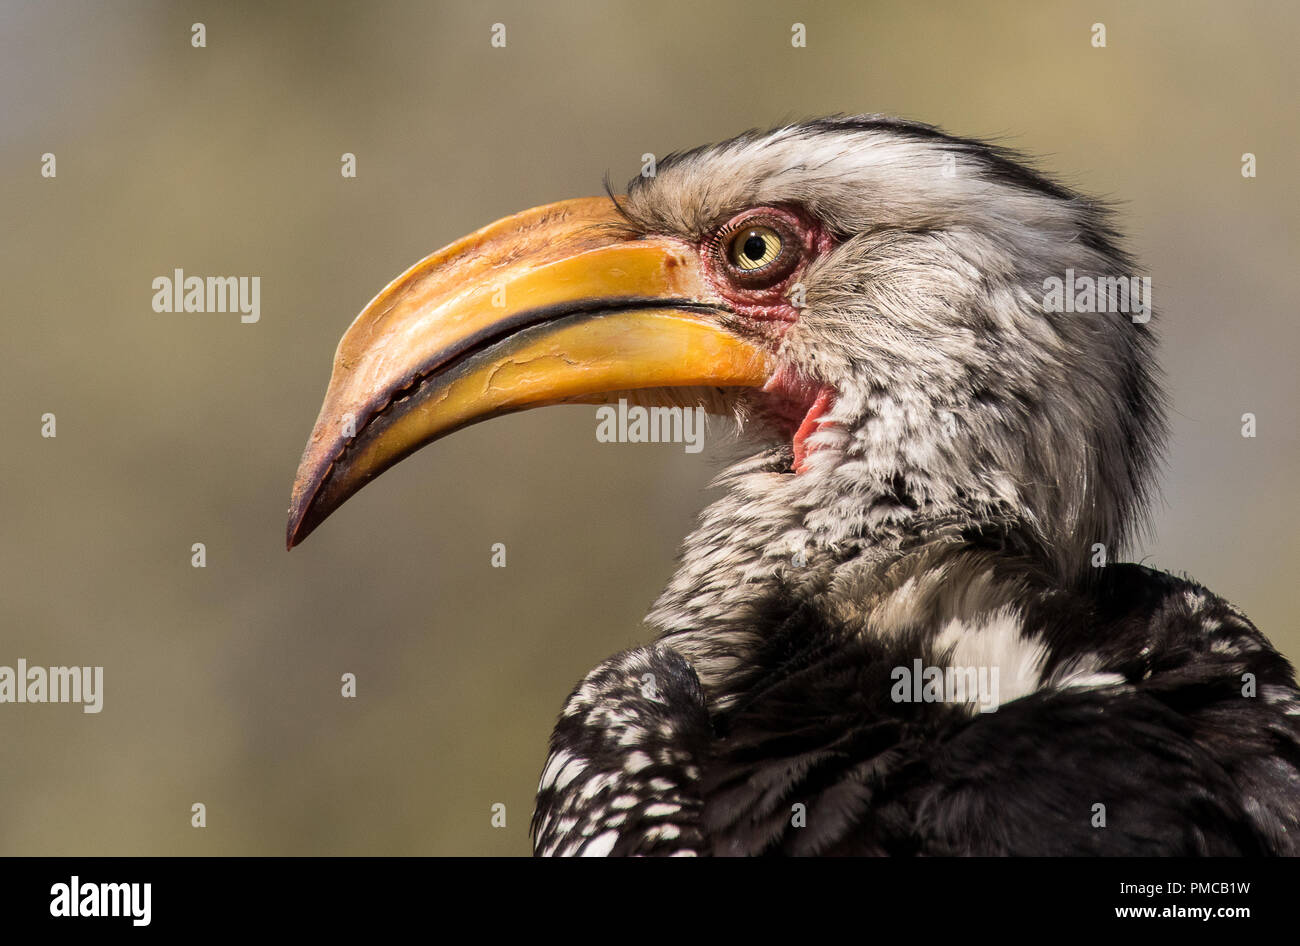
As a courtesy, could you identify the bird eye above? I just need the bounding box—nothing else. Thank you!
[710,209,808,291]
[727,225,783,272]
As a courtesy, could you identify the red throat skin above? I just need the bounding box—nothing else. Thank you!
[762,366,837,474]
[792,388,836,474]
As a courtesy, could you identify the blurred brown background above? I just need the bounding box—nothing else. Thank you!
[1,0,1295,855]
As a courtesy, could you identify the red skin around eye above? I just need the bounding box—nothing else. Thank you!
[698,206,833,328]
[699,205,838,473]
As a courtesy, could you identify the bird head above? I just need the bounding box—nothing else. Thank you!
[288,117,1163,588]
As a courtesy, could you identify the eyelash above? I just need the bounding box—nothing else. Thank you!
[713,216,776,250]
[710,215,797,284]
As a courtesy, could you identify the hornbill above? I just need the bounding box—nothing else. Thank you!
[287,116,1300,856]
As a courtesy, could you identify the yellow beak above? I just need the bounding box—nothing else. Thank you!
[286,197,775,548]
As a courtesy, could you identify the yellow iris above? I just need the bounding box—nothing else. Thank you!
[728,226,782,271]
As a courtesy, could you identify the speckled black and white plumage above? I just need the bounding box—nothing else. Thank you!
[532,646,710,856]
[530,117,1300,857]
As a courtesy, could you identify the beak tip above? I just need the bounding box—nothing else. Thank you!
[287,442,338,550]
[285,507,318,550]
[285,477,323,550]
[285,511,304,550]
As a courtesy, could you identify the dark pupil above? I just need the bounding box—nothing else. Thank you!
[742,232,767,262]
